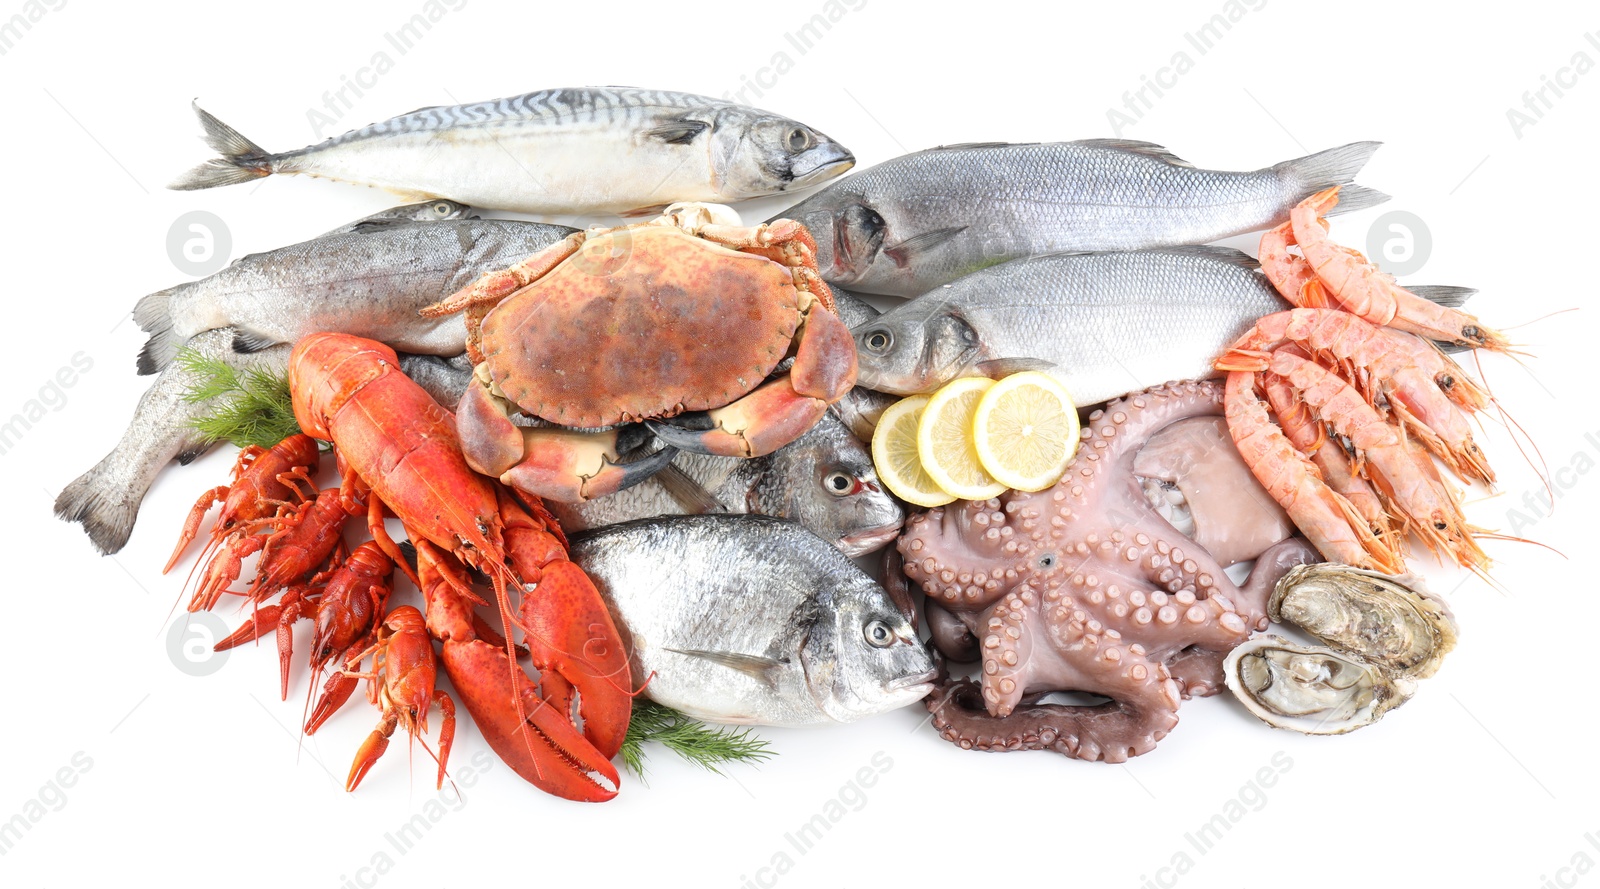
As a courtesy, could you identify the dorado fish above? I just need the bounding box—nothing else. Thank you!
[781,140,1387,296]
[548,411,903,556]
[56,329,473,555]
[133,218,576,374]
[851,247,1288,405]
[170,88,855,215]
[568,515,936,726]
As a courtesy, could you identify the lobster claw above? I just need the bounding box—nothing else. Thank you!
[440,637,622,802]
[414,498,632,803]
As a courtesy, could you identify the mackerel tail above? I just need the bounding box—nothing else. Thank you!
[168,102,280,190]
[1274,141,1389,216]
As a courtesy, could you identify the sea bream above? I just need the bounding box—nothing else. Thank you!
[851,247,1289,406]
[548,411,903,556]
[568,515,936,726]
[170,88,855,216]
[780,139,1388,296]
[55,329,474,556]
[133,218,576,374]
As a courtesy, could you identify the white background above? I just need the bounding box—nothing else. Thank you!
[4,1,1596,887]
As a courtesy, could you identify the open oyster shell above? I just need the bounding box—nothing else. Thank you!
[1224,636,1416,735]
[1268,564,1458,680]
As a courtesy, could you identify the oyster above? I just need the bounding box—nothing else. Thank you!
[1268,564,1458,680]
[1224,636,1416,735]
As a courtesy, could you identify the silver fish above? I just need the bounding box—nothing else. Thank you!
[315,199,474,237]
[548,412,902,556]
[569,515,936,726]
[851,247,1287,406]
[170,88,855,215]
[829,289,898,441]
[55,329,472,555]
[133,218,576,374]
[781,140,1386,296]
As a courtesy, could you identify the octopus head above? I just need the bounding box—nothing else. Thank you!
[897,490,1070,614]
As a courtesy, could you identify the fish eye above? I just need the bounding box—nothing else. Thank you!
[432,202,452,216]
[786,127,814,152]
[864,619,894,648]
[824,471,857,496]
[863,329,892,352]
[1036,553,1057,570]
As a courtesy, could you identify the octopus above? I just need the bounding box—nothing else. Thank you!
[896,379,1319,762]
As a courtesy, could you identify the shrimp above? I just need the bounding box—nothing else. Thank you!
[1289,186,1511,352]
[1222,371,1404,573]
[1263,350,1489,573]
[1217,308,1495,484]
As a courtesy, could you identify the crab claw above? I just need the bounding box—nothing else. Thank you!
[648,377,830,458]
[500,426,678,503]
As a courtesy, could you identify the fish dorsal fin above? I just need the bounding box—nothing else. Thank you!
[644,118,710,145]
[883,226,967,267]
[929,141,1031,151]
[1074,138,1195,168]
[666,648,785,690]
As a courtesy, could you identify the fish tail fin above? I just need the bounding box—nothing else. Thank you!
[134,286,185,375]
[1407,285,1476,309]
[167,101,275,190]
[1274,141,1390,214]
[55,462,138,555]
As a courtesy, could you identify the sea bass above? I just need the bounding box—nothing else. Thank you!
[170,88,855,215]
[568,515,936,726]
[548,412,903,556]
[851,247,1287,405]
[133,218,576,374]
[781,140,1387,296]
[56,329,472,555]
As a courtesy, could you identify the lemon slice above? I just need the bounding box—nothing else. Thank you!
[871,396,956,508]
[917,377,1007,501]
[973,371,1080,492]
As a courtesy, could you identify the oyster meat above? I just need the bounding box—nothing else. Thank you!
[1224,636,1416,735]
[1268,564,1458,680]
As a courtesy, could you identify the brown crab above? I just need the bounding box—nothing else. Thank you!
[421,203,858,503]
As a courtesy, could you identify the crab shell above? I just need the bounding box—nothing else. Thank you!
[480,225,824,429]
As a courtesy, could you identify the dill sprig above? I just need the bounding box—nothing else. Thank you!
[620,700,774,781]
[174,347,303,449]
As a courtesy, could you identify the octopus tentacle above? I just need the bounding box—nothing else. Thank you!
[932,613,1180,763]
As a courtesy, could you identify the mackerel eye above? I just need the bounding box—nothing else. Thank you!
[863,329,892,352]
[865,620,894,648]
[1036,553,1058,571]
[431,202,453,216]
[786,127,814,152]
[824,471,856,496]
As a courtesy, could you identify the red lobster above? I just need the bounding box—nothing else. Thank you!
[288,332,631,802]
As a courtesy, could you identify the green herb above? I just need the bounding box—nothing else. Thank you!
[619,699,774,781]
[174,347,302,449]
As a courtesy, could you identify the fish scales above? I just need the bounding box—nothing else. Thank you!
[852,248,1289,406]
[134,219,575,374]
[172,88,855,215]
[570,515,934,726]
[783,140,1386,296]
